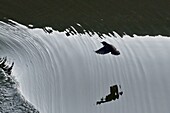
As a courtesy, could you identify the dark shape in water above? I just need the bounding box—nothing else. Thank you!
[43,27,53,34]
[0,57,14,75]
[96,85,123,105]
[95,41,120,55]
[0,57,7,67]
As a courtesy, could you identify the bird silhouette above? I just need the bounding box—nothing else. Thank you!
[95,41,120,55]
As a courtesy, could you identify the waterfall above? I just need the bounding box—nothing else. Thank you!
[0,21,170,113]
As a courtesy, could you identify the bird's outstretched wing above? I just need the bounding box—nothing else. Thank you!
[95,47,110,54]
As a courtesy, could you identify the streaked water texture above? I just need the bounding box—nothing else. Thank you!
[0,63,39,112]
[0,21,170,113]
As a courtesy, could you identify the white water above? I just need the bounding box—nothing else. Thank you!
[0,21,170,113]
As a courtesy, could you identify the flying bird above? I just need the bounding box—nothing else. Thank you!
[95,41,120,55]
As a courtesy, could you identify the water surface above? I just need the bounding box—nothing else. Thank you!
[0,0,170,36]
[0,21,170,113]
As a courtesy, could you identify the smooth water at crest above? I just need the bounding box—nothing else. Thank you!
[1,0,170,35]
[0,21,170,113]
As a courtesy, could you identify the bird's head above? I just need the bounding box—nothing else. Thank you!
[111,50,120,55]
[101,41,108,45]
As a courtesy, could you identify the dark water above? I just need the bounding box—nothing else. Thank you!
[0,0,170,36]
